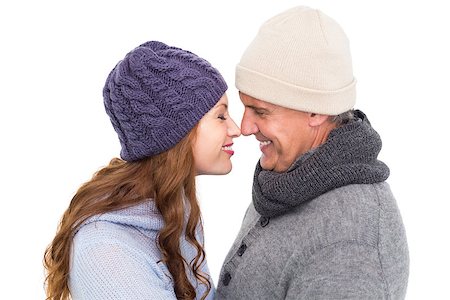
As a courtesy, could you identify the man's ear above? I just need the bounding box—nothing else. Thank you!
[308,113,329,127]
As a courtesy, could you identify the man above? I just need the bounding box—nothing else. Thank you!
[216,6,409,300]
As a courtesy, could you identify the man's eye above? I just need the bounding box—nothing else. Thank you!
[218,114,227,120]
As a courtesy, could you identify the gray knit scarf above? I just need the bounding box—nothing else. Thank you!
[253,110,390,218]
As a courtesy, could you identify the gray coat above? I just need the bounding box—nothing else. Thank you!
[216,112,409,299]
[215,182,409,299]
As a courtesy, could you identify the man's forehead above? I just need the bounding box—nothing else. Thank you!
[239,93,276,109]
[239,92,309,116]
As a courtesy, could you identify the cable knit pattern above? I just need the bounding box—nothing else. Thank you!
[69,200,214,299]
[253,110,390,217]
[103,41,227,161]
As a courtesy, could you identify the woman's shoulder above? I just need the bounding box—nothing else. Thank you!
[73,200,164,261]
[70,202,174,292]
[75,199,164,233]
[69,218,176,299]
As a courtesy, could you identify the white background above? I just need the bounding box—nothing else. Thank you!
[1,0,449,299]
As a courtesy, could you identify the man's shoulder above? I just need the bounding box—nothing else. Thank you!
[269,183,394,249]
[238,182,399,255]
[304,182,395,216]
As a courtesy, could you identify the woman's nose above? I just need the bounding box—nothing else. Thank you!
[228,118,241,138]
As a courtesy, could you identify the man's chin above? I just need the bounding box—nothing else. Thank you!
[259,156,275,172]
[260,158,290,173]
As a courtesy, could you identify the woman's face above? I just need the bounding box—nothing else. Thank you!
[193,94,241,175]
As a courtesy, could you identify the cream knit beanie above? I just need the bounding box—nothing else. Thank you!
[236,6,356,115]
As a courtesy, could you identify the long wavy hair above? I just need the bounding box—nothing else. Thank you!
[43,125,210,300]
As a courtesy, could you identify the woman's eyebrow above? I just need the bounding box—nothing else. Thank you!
[213,103,228,110]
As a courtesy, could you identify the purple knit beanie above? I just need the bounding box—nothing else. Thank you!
[103,41,227,161]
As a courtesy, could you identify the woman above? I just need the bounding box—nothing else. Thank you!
[43,41,240,300]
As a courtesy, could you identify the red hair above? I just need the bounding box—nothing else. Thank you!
[44,125,210,299]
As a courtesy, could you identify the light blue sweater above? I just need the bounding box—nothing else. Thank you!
[69,200,214,299]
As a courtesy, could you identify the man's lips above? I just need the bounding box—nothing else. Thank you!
[259,140,272,150]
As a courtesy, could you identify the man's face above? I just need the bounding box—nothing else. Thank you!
[239,93,317,173]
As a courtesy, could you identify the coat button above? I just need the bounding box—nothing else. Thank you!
[237,243,247,256]
[223,272,231,286]
[260,216,270,227]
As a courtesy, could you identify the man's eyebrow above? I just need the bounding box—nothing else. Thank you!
[246,105,269,111]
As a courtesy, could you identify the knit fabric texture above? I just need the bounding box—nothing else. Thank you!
[216,183,409,299]
[103,41,227,161]
[253,110,389,217]
[216,111,409,299]
[69,200,214,299]
[236,6,356,115]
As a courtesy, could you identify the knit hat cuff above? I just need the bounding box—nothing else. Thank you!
[236,65,356,115]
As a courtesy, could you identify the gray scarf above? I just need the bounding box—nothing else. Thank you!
[253,110,390,218]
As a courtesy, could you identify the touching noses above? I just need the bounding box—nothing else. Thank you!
[240,110,257,136]
[227,118,241,138]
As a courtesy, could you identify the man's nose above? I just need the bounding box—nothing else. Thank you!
[240,112,257,136]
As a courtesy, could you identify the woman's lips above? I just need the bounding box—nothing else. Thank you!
[222,143,234,156]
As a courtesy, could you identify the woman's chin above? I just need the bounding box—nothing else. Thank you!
[195,163,232,176]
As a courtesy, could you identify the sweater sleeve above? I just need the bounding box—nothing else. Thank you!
[69,230,177,299]
[285,242,388,300]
